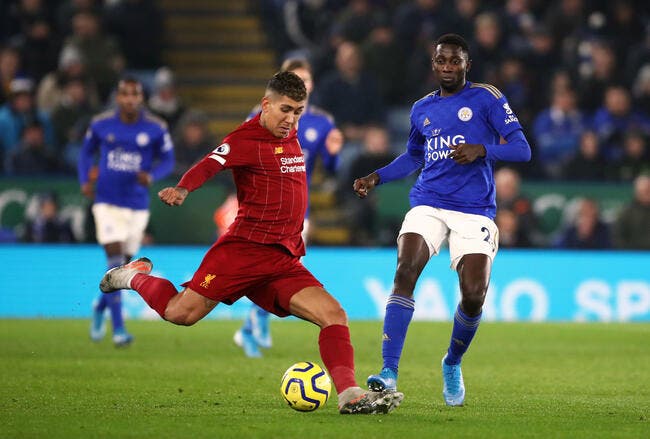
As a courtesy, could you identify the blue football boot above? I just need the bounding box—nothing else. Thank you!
[441,354,465,406]
[90,304,106,342]
[233,328,262,358]
[251,306,272,349]
[367,367,398,392]
[112,330,134,347]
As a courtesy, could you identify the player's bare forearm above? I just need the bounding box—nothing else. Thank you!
[449,143,486,164]
[353,172,380,198]
[158,186,189,206]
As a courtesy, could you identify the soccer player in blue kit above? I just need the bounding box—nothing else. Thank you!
[234,58,343,357]
[79,78,174,346]
[353,34,531,406]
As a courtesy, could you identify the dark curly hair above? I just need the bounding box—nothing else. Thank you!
[434,33,470,56]
[266,71,307,102]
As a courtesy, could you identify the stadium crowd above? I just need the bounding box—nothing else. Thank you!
[1,0,649,249]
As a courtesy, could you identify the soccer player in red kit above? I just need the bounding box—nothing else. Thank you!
[99,71,403,414]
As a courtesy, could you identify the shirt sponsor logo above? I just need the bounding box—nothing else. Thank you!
[458,107,473,122]
[136,132,150,147]
[280,155,306,173]
[431,128,441,137]
[107,148,142,172]
[425,134,466,162]
[503,103,519,124]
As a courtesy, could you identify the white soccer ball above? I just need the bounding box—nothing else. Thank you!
[280,361,331,412]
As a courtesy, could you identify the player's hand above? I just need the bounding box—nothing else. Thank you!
[81,182,95,199]
[158,186,189,206]
[137,171,153,187]
[325,128,344,155]
[353,172,380,199]
[449,143,486,164]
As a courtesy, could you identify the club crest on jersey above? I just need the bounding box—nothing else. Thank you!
[457,107,473,122]
[274,146,283,154]
[200,274,216,288]
[304,128,318,142]
[136,132,150,147]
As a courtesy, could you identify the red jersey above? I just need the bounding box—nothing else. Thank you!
[178,114,307,256]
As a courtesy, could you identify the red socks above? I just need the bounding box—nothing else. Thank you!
[318,324,357,393]
[130,273,177,319]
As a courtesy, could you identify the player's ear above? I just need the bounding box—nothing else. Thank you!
[261,96,271,113]
[465,58,472,74]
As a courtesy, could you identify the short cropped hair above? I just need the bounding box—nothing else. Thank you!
[266,71,307,102]
[118,76,143,91]
[435,33,470,56]
[280,58,312,74]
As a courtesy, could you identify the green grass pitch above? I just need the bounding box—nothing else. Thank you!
[1,319,648,438]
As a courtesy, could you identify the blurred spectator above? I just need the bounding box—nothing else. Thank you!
[6,121,58,175]
[147,67,187,133]
[576,40,621,112]
[50,76,96,170]
[532,87,587,179]
[333,0,381,44]
[22,192,75,243]
[12,16,60,83]
[591,84,650,160]
[62,11,124,101]
[495,167,539,245]
[554,198,611,249]
[470,12,504,84]
[56,0,100,38]
[36,46,100,113]
[0,46,21,105]
[172,110,214,177]
[496,57,530,124]
[609,131,650,182]
[613,174,650,249]
[104,0,164,69]
[543,0,585,54]
[632,63,650,115]
[522,26,559,112]
[500,0,537,52]
[0,78,54,168]
[446,0,481,42]
[601,0,645,62]
[313,41,385,142]
[361,17,406,106]
[393,0,447,54]
[340,126,397,246]
[561,130,607,181]
[1,0,52,40]
[495,208,533,248]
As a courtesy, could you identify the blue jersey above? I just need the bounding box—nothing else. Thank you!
[396,81,526,219]
[78,109,175,210]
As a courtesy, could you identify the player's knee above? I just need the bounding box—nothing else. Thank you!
[320,303,348,327]
[460,280,487,315]
[164,307,199,326]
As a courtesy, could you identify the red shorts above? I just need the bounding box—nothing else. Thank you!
[182,238,322,317]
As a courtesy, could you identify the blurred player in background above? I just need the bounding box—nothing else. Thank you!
[78,77,174,346]
[233,58,344,357]
[354,34,531,406]
[98,72,402,414]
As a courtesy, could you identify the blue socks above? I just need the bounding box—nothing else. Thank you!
[382,295,415,372]
[445,305,482,365]
[104,254,126,334]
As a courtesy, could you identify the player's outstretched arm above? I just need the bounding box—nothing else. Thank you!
[159,186,189,206]
[353,172,380,198]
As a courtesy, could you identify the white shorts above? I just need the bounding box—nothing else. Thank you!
[398,205,499,270]
[92,203,150,256]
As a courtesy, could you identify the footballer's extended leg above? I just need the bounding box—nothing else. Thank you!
[338,387,404,414]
